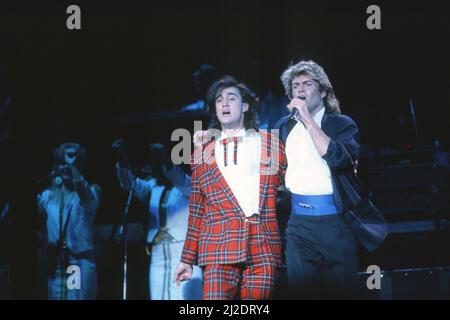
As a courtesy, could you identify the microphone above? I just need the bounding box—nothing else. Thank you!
[290,107,299,120]
[36,169,66,186]
[54,175,64,186]
[289,96,305,120]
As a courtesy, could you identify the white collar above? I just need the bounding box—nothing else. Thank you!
[219,128,247,141]
[313,107,325,126]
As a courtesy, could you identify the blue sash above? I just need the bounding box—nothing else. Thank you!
[291,193,339,216]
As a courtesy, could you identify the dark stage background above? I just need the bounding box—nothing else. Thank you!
[0,0,449,299]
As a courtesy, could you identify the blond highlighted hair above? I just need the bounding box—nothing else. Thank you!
[281,60,341,114]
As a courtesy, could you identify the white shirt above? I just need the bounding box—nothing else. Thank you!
[285,107,334,195]
[215,129,261,217]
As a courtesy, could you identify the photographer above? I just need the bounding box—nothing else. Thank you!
[37,143,100,300]
[113,140,202,300]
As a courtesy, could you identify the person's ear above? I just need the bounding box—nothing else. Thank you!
[243,103,249,112]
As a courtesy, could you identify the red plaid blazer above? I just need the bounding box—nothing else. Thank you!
[180,130,287,267]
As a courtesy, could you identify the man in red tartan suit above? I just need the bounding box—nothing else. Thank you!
[174,76,287,300]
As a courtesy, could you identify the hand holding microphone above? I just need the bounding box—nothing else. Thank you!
[51,164,72,187]
[288,96,306,121]
[287,96,316,129]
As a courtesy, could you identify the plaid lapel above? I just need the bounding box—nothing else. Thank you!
[202,140,241,211]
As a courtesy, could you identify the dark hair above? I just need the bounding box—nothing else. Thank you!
[205,76,259,131]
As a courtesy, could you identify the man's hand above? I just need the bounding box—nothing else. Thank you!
[112,139,130,168]
[193,130,210,148]
[55,164,72,179]
[287,98,314,128]
[288,99,331,156]
[173,262,193,287]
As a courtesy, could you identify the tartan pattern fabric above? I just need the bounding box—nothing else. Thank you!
[202,219,277,300]
[181,130,287,267]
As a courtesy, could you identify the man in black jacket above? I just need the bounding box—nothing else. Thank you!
[275,60,386,299]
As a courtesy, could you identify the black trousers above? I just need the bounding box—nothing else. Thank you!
[285,213,358,299]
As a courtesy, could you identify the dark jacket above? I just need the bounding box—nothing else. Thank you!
[275,111,388,252]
